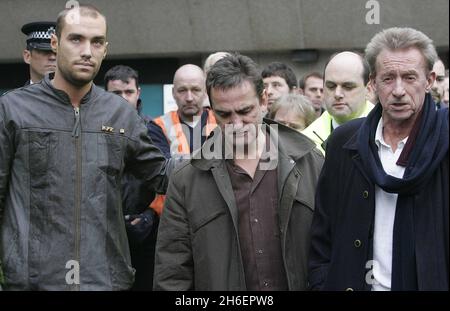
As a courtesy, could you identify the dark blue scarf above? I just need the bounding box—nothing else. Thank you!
[356,94,449,290]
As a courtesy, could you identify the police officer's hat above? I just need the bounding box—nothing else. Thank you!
[21,21,56,51]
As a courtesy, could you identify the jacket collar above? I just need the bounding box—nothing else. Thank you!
[42,73,99,106]
[343,130,359,151]
[191,119,317,171]
[194,120,314,238]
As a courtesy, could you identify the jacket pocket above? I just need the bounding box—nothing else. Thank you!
[294,188,315,213]
[28,131,51,175]
[97,133,125,176]
[191,209,226,234]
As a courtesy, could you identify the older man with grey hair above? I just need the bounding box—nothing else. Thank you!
[309,27,448,291]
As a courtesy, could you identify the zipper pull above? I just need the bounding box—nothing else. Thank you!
[72,107,80,138]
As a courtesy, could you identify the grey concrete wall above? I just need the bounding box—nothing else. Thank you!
[1,0,448,62]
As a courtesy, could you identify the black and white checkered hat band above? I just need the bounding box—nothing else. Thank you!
[27,27,55,40]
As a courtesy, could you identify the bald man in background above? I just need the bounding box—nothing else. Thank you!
[147,64,217,215]
[302,51,374,154]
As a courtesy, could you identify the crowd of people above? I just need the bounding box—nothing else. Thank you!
[0,4,448,291]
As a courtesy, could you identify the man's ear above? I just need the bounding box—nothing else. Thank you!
[50,34,58,54]
[260,89,268,108]
[368,74,377,92]
[426,71,436,93]
[103,41,108,59]
[23,49,31,64]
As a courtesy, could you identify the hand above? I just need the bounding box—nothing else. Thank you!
[124,209,156,246]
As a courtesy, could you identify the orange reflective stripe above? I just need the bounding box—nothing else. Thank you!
[169,111,190,154]
[153,116,168,138]
[205,109,217,136]
[154,111,190,154]
[151,109,217,214]
[149,194,165,216]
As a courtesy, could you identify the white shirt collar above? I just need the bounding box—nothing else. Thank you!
[331,118,340,130]
[375,117,408,150]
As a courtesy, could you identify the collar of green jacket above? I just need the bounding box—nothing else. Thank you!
[302,100,374,154]
[190,119,319,171]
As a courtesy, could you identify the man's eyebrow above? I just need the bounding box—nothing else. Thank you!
[92,35,106,41]
[236,104,254,113]
[402,70,418,75]
[214,109,230,116]
[67,33,82,38]
[66,33,106,41]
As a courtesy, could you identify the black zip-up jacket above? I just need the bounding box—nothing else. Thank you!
[0,75,170,290]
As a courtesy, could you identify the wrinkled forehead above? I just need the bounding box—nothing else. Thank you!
[213,81,259,103]
[375,47,428,74]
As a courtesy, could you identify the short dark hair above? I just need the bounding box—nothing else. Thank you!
[299,72,323,90]
[261,62,298,90]
[55,4,106,40]
[104,65,140,90]
[206,53,264,107]
[324,51,370,86]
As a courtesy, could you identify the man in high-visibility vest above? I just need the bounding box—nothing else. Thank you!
[302,51,374,154]
[147,64,217,215]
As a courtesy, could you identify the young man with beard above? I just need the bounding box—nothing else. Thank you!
[0,4,172,290]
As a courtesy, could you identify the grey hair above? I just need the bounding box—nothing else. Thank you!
[365,27,438,76]
[269,94,316,128]
[203,52,231,73]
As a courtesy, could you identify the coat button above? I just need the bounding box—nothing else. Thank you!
[354,239,362,248]
[363,190,369,199]
[345,287,354,291]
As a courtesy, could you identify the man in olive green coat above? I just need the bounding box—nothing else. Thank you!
[154,53,323,291]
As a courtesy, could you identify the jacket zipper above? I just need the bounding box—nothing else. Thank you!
[72,106,81,291]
